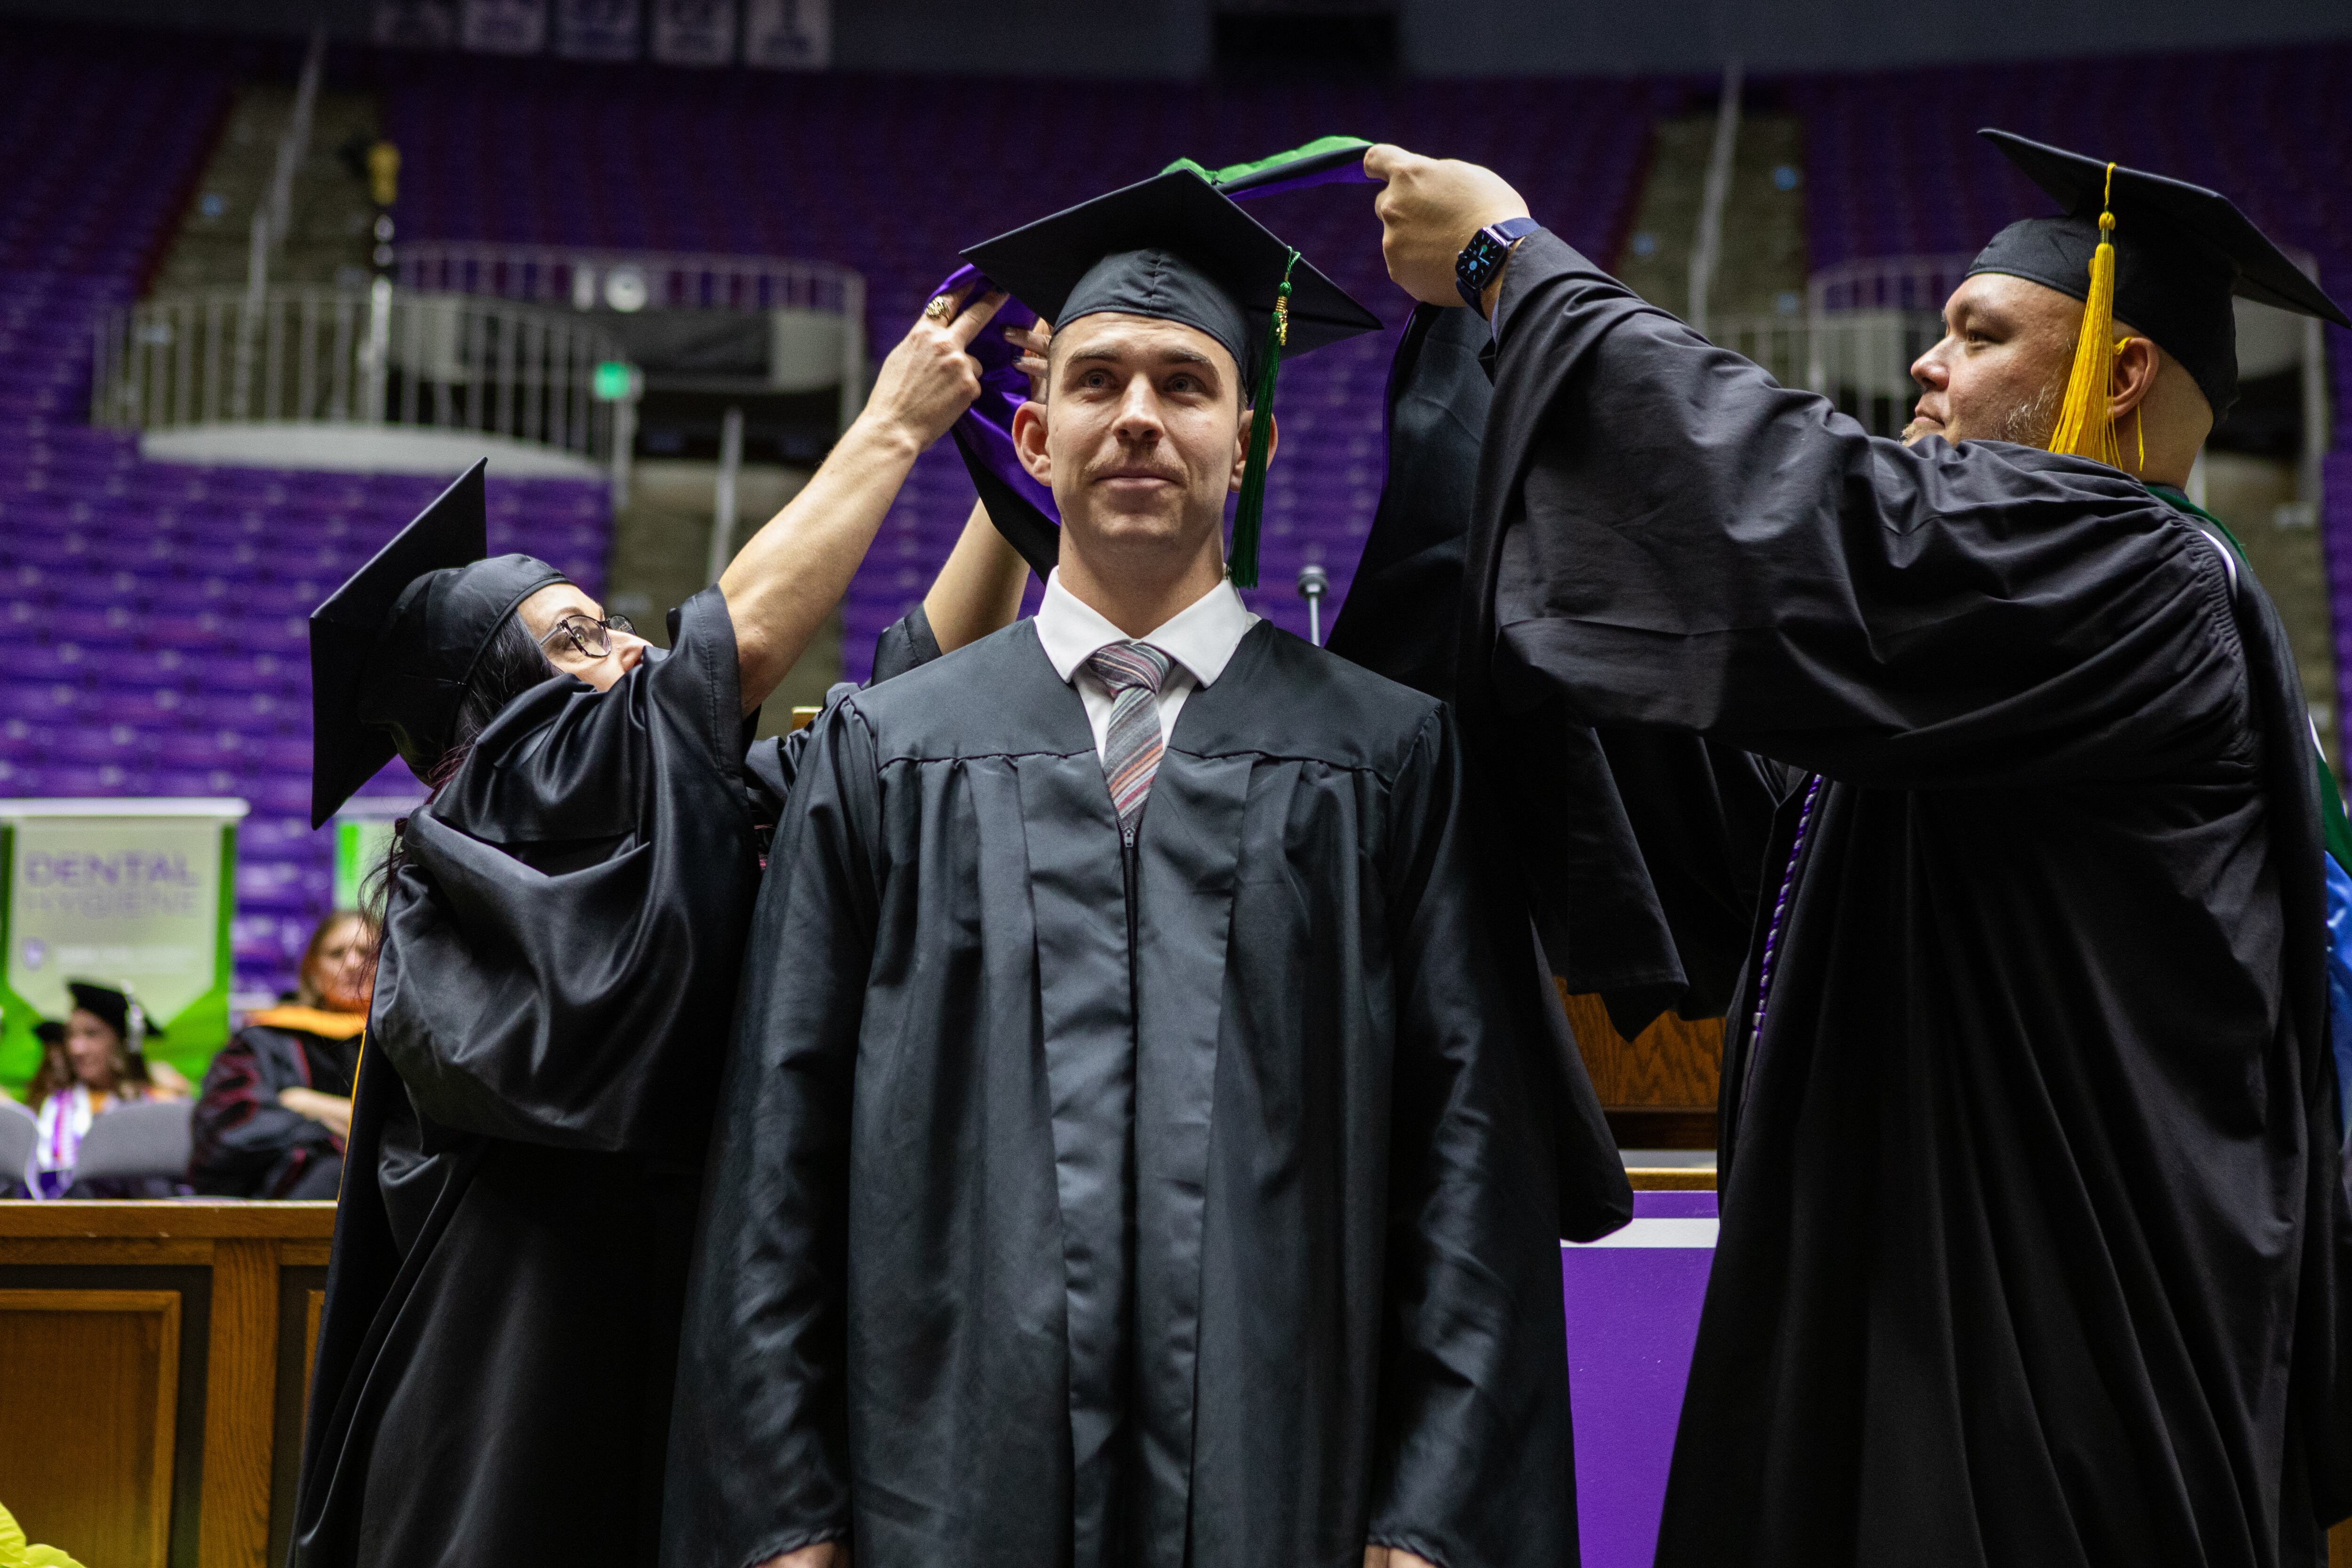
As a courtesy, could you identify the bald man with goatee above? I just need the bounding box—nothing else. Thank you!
[1365,128,2352,1568]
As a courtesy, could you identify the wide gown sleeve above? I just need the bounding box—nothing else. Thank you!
[662,697,882,1568]
[188,1030,329,1187]
[1484,231,2248,790]
[371,586,758,1154]
[1367,706,1603,1568]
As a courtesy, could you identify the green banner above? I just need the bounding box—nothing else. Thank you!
[0,799,246,1093]
[331,798,416,910]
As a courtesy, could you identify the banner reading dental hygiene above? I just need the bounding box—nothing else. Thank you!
[0,799,245,1092]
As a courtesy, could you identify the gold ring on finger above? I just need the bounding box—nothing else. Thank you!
[924,295,956,323]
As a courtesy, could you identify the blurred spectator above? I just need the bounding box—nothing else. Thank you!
[189,909,376,1200]
[4,1020,69,1196]
[25,981,190,1199]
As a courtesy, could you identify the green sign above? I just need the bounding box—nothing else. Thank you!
[592,360,638,402]
[332,800,416,909]
[0,798,246,1092]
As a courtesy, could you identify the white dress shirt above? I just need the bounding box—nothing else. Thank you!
[1032,569,1260,763]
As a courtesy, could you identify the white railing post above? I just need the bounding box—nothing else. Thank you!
[610,388,637,510]
[839,271,866,436]
[1687,59,1743,340]
[707,405,744,585]
[2304,313,2329,508]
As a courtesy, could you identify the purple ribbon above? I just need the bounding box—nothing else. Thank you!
[931,261,1059,537]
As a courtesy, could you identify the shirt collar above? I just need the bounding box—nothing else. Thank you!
[1034,569,1259,689]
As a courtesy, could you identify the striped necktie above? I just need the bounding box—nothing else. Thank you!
[1085,640,1172,841]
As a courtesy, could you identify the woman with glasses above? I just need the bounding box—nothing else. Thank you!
[291,286,1035,1568]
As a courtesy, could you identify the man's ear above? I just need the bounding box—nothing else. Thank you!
[2107,335,2161,422]
[1227,407,1278,492]
[1012,399,1052,484]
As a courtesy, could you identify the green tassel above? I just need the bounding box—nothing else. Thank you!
[1229,252,1296,591]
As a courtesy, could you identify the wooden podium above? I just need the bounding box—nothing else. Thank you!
[0,1202,334,1568]
[1558,987,1724,1149]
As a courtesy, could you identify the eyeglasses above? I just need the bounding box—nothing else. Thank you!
[536,612,635,659]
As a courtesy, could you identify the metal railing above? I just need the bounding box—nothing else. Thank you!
[394,240,870,432]
[1807,253,1976,317]
[92,286,628,463]
[395,241,863,318]
[1709,306,1945,438]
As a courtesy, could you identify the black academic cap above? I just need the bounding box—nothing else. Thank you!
[1968,129,2349,415]
[308,460,566,827]
[66,980,163,1042]
[958,166,1381,586]
[963,167,1380,384]
[32,1018,64,1047]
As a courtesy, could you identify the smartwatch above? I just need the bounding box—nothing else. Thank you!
[1455,215,1541,311]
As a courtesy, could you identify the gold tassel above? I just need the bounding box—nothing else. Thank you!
[2047,163,2122,467]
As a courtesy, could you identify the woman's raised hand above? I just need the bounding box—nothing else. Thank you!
[1004,315,1054,403]
[859,286,1008,453]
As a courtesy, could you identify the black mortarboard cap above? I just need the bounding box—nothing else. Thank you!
[964,167,1379,384]
[955,160,1382,586]
[1967,129,2349,417]
[308,460,566,827]
[67,980,164,1042]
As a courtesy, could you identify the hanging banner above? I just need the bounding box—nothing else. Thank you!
[375,0,458,46]
[462,0,549,53]
[556,0,642,58]
[652,0,737,65]
[744,0,827,68]
[0,799,246,1093]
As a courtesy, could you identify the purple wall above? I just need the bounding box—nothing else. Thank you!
[1563,1187,1718,1567]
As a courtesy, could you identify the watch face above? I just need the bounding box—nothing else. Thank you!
[1457,228,1516,308]
[1461,232,1502,281]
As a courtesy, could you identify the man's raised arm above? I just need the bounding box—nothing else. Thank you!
[1361,145,2242,793]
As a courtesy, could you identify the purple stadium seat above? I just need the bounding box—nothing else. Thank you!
[48,722,147,767]
[0,683,79,723]
[156,729,244,770]
[16,641,95,684]
[91,685,190,728]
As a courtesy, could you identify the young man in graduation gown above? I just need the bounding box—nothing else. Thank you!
[291,287,1032,1568]
[1364,133,2352,1565]
[665,171,1625,1568]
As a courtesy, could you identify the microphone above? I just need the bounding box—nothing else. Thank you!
[1296,562,1329,647]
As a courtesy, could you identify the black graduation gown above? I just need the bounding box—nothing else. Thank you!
[1475,229,2344,1567]
[292,592,942,1568]
[663,618,1622,1568]
[1330,301,1774,1027]
[188,1019,362,1199]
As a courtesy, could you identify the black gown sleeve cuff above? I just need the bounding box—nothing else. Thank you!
[659,585,748,772]
[1488,227,1595,354]
[868,601,945,685]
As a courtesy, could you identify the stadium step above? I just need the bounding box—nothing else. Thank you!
[1612,105,1811,326]
[150,80,383,295]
